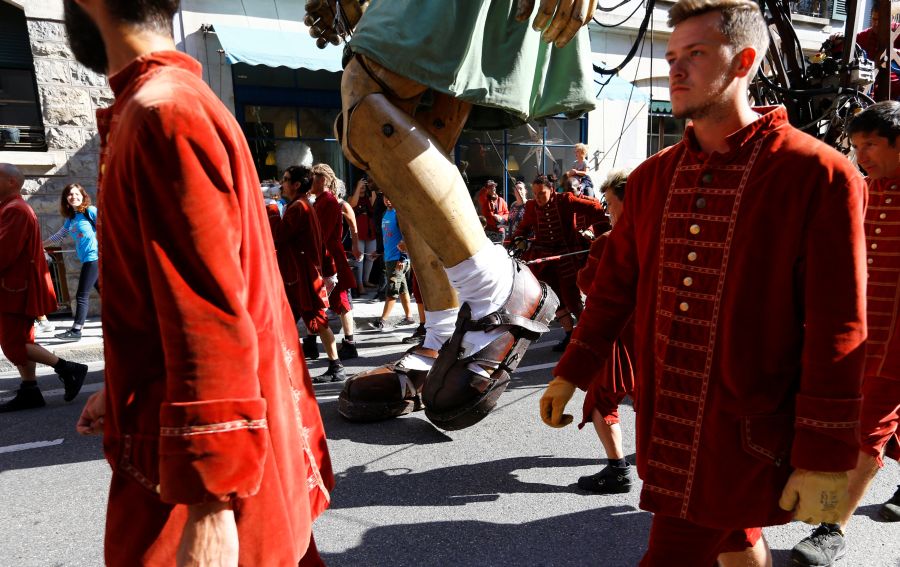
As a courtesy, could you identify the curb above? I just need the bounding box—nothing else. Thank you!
[0,315,420,373]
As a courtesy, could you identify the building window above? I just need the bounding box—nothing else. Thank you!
[0,3,46,151]
[647,101,685,156]
[456,116,587,201]
[233,63,344,182]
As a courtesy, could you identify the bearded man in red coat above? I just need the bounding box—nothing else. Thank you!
[64,1,332,565]
[540,0,867,564]
[791,101,900,566]
[0,163,88,412]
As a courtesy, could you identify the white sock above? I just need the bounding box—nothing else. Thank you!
[444,244,515,373]
[444,244,514,319]
[423,308,458,351]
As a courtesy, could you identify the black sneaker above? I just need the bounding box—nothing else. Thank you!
[880,485,900,521]
[302,336,319,360]
[402,324,426,344]
[55,359,88,402]
[313,361,347,384]
[55,328,82,342]
[369,319,392,332]
[0,384,46,412]
[552,331,572,353]
[338,339,358,361]
[791,523,846,567]
[577,464,633,494]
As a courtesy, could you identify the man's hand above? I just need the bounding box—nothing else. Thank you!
[539,376,576,427]
[76,387,106,435]
[516,0,598,48]
[397,240,408,253]
[778,469,849,525]
[177,501,239,567]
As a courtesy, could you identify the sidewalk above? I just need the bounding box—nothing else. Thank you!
[0,289,421,373]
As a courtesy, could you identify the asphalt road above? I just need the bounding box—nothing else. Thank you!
[1,326,897,566]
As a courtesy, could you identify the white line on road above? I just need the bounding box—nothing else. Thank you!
[0,438,64,454]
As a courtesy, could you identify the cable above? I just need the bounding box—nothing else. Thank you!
[595,0,638,12]
[613,29,645,166]
[593,0,655,74]
[593,0,645,27]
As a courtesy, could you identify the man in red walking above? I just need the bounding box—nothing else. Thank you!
[64,1,332,564]
[0,163,88,412]
[541,0,867,564]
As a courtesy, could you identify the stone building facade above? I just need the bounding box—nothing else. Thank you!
[1,1,110,316]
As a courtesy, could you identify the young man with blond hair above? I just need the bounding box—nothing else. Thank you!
[541,0,867,564]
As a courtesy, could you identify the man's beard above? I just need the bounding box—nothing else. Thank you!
[64,0,108,74]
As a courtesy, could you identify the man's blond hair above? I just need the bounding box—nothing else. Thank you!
[668,0,770,76]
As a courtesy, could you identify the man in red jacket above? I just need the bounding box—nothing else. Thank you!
[64,1,332,565]
[540,0,867,564]
[0,163,88,412]
[791,101,900,565]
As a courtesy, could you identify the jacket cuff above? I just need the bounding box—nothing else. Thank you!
[158,398,268,505]
[790,394,862,472]
[554,339,603,390]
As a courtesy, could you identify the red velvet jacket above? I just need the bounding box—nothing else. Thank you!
[0,194,56,317]
[95,51,331,566]
[863,176,900,380]
[513,191,607,251]
[273,197,328,320]
[555,107,867,529]
[313,190,355,292]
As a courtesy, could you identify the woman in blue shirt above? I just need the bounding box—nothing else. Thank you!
[44,184,99,341]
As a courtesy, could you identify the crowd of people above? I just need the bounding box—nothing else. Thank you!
[0,0,898,565]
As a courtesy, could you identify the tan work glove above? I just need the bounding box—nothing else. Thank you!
[778,469,849,525]
[539,377,576,427]
[516,0,599,48]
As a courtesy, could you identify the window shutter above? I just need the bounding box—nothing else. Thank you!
[833,0,848,21]
[0,4,32,69]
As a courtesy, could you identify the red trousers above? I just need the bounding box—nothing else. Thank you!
[640,515,761,567]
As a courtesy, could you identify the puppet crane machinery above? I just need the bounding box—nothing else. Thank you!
[306,0,898,153]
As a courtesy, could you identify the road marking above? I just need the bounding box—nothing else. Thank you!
[0,438,64,454]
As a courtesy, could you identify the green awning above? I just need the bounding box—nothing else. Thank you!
[213,25,343,72]
[649,100,673,115]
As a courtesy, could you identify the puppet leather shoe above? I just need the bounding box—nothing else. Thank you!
[422,259,559,430]
[338,346,437,421]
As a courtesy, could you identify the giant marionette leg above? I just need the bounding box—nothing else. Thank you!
[339,55,559,429]
[338,220,461,421]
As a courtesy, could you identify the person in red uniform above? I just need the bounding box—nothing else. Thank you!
[0,163,88,412]
[273,165,333,374]
[478,180,510,242]
[64,1,332,565]
[512,174,608,351]
[304,163,353,382]
[791,101,900,566]
[539,0,867,564]
[571,169,636,495]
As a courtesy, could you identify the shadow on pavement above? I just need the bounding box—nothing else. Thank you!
[328,455,603,509]
[320,505,651,567]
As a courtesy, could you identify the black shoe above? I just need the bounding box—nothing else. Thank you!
[55,328,82,342]
[880,485,900,521]
[302,336,319,360]
[314,361,347,384]
[577,464,633,494]
[791,523,846,567]
[55,359,88,402]
[402,324,426,344]
[552,331,572,352]
[0,384,45,412]
[338,339,358,361]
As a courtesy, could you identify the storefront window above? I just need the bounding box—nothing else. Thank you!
[457,116,587,200]
[647,100,686,156]
[241,104,343,182]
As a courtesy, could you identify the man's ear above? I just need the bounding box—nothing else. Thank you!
[732,46,758,78]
